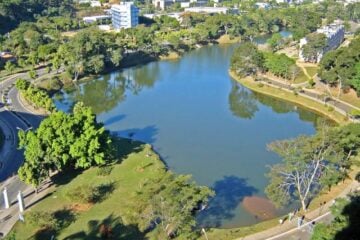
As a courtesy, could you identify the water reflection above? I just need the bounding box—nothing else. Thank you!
[197,176,258,228]
[228,81,322,124]
[228,82,259,119]
[56,62,160,114]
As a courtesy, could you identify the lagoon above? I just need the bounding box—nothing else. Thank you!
[54,43,322,228]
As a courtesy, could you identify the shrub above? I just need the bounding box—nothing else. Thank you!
[327,106,334,112]
[65,184,98,203]
[257,83,264,88]
[65,182,115,204]
[97,166,113,176]
[27,211,58,229]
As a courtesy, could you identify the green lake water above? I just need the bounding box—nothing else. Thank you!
[54,42,323,228]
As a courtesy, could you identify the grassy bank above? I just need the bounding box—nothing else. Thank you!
[11,139,167,239]
[229,71,348,124]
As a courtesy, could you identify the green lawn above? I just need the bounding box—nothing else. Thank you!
[304,67,319,78]
[11,138,167,240]
[294,69,309,84]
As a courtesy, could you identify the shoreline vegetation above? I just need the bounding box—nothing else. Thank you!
[228,71,348,124]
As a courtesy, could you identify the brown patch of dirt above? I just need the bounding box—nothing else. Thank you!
[242,196,277,220]
[69,203,92,212]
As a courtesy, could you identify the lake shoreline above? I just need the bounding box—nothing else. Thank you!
[229,71,348,124]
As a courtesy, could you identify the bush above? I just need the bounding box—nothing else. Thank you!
[65,182,115,204]
[327,106,334,112]
[308,78,315,87]
[15,78,55,112]
[65,184,98,204]
[97,165,113,176]
[27,209,76,232]
[257,83,264,88]
[27,211,58,229]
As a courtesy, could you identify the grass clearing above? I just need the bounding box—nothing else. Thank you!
[294,69,309,83]
[304,66,318,78]
[11,138,167,240]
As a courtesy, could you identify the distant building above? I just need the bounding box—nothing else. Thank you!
[111,2,139,30]
[275,0,304,4]
[153,0,207,10]
[184,6,233,14]
[299,21,345,62]
[77,0,102,7]
[83,15,111,24]
[143,12,183,21]
[255,2,271,9]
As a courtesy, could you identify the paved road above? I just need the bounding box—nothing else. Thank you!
[0,67,49,235]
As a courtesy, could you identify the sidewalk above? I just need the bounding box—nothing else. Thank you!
[0,179,53,236]
[235,180,360,240]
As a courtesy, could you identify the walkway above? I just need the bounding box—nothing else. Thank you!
[257,73,358,119]
[0,66,50,236]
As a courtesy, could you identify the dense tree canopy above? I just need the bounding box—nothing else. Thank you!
[266,123,360,211]
[230,42,264,77]
[318,37,360,93]
[18,102,111,187]
[301,32,327,63]
[264,52,299,80]
[128,172,214,239]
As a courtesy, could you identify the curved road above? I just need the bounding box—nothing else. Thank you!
[0,68,46,223]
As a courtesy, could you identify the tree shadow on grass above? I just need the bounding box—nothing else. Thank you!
[110,125,159,163]
[197,175,258,228]
[31,208,76,240]
[335,194,360,240]
[63,214,146,240]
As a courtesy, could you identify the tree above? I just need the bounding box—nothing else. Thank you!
[267,33,282,52]
[301,33,327,63]
[264,52,298,80]
[311,191,360,240]
[132,173,214,239]
[18,102,112,187]
[230,42,264,77]
[266,124,345,211]
[4,61,15,74]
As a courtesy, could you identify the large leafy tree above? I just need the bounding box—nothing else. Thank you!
[301,33,327,63]
[318,38,360,94]
[18,102,111,187]
[266,123,356,211]
[129,173,214,239]
[230,42,264,77]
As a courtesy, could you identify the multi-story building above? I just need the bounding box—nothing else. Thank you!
[299,22,345,63]
[111,2,139,30]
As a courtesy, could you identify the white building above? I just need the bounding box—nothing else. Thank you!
[111,2,139,29]
[83,15,111,24]
[299,22,345,62]
[255,2,271,9]
[184,6,230,14]
[144,12,183,21]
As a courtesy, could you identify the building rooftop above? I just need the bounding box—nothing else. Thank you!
[317,22,344,38]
